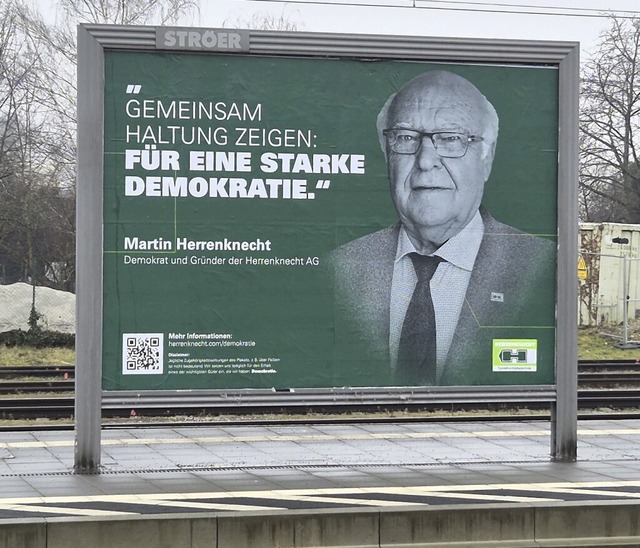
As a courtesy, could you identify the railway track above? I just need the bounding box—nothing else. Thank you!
[2,360,640,422]
[0,365,75,379]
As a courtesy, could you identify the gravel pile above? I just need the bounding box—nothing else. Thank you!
[0,283,75,334]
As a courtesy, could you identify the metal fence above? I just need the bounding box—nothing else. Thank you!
[578,222,640,347]
[579,250,640,347]
[0,282,75,334]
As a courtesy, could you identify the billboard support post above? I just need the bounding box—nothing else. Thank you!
[552,44,579,462]
[75,25,105,472]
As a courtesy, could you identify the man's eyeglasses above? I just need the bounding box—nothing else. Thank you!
[383,128,483,158]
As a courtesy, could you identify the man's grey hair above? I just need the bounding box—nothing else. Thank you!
[376,70,499,156]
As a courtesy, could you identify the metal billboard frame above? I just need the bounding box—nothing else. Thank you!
[76,24,578,472]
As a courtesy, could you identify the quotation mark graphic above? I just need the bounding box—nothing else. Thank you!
[126,84,142,93]
[315,180,331,189]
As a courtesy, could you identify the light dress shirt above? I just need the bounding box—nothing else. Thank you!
[389,210,484,382]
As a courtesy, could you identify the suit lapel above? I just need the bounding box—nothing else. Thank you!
[442,211,512,383]
[359,227,398,361]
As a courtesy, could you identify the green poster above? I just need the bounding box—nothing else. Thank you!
[102,52,557,390]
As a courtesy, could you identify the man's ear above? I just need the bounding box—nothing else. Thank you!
[376,93,396,156]
[482,141,497,181]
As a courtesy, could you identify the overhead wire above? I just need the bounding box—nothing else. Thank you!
[414,0,640,17]
[252,0,640,19]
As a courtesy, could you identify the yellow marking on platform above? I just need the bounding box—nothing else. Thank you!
[533,486,640,499]
[276,495,416,507]
[280,491,556,505]
[4,426,640,452]
[0,503,135,516]
[0,440,72,449]
[310,486,556,503]
[0,431,541,450]
[152,500,285,512]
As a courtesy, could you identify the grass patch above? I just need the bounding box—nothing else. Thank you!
[0,346,75,366]
[578,327,640,360]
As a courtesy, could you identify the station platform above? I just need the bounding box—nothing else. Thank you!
[4,418,640,546]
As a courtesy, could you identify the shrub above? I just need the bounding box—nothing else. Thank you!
[0,329,74,348]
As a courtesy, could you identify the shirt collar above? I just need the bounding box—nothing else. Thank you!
[395,210,484,272]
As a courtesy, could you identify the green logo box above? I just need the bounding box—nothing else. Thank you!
[492,339,538,371]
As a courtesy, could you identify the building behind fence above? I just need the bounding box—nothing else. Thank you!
[580,222,640,327]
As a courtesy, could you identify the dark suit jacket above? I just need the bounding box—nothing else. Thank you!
[328,208,556,386]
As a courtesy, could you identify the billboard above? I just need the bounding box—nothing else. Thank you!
[101,49,558,392]
[78,26,578,398]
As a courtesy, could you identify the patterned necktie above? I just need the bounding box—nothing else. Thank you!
[396,253,443,385]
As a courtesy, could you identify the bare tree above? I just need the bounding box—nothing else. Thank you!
[223,9,301,31]
[14,0,199,180]
[580,16,640,223]
[57,0,198,26]
[0,0,199,291]
[0,1,61,286]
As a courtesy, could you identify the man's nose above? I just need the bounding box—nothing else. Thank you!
[415,136,442,171]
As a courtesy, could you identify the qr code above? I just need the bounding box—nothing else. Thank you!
[122,333,164,375]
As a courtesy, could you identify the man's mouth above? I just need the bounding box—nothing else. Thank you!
[411,184,450,191]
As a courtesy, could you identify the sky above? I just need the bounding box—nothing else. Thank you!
[196,0,640,56]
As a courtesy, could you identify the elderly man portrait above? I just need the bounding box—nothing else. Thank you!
[329,70,556,387]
